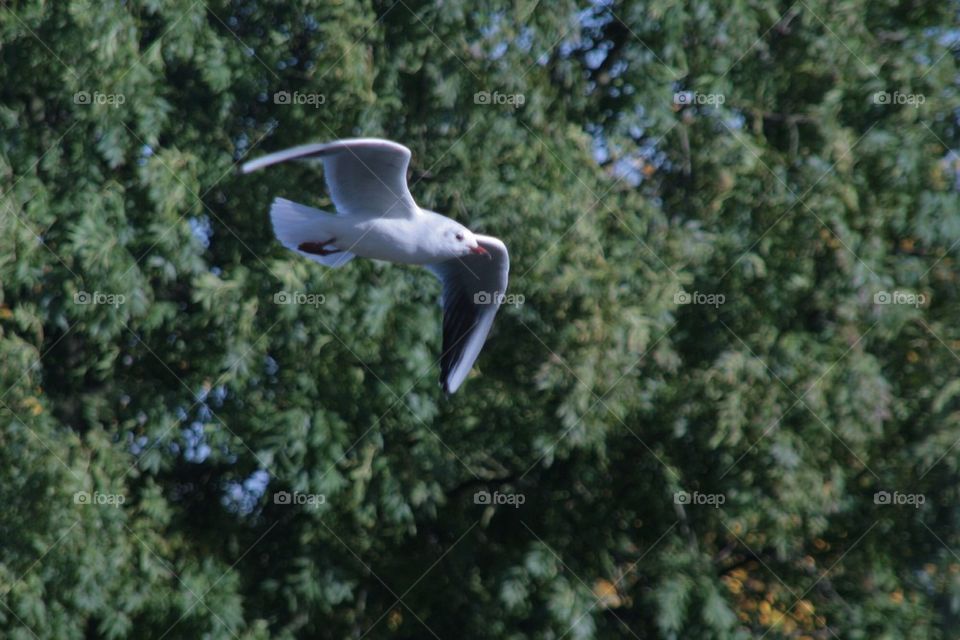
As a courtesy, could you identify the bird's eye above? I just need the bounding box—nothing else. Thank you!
[455,232,464,241]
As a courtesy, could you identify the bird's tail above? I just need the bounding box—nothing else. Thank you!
[270,198,355,268]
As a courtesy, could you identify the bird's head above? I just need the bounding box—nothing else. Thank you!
[444,224,489,259]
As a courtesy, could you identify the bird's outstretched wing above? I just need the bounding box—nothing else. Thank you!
[242,138,418,218]
[426,235,510,393]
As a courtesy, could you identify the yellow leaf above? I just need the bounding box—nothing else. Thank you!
[593,579,622,608]
[23,396,43,416]
[387,608,402,631]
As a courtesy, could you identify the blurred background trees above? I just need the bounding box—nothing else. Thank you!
[1,0,959,637]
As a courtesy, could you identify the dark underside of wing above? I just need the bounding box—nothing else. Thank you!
[439,287,483,393]
[428,236,509,394]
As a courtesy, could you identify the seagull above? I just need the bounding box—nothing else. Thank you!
[242,138,509,394]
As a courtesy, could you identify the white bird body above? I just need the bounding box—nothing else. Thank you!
[278,204,468,265]
[243,138,510,393]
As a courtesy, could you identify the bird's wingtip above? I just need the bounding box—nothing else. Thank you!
[441,377,459,395]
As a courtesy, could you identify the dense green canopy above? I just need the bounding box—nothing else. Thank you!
[1,0,959,637]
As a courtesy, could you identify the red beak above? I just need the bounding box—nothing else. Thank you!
[470,245,489,256]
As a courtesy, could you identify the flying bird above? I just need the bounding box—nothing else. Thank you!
[242,138,509,394]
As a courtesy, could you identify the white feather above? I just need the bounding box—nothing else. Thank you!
[270,198,354,268]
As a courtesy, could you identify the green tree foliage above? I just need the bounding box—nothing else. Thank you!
[1,0,959,637]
